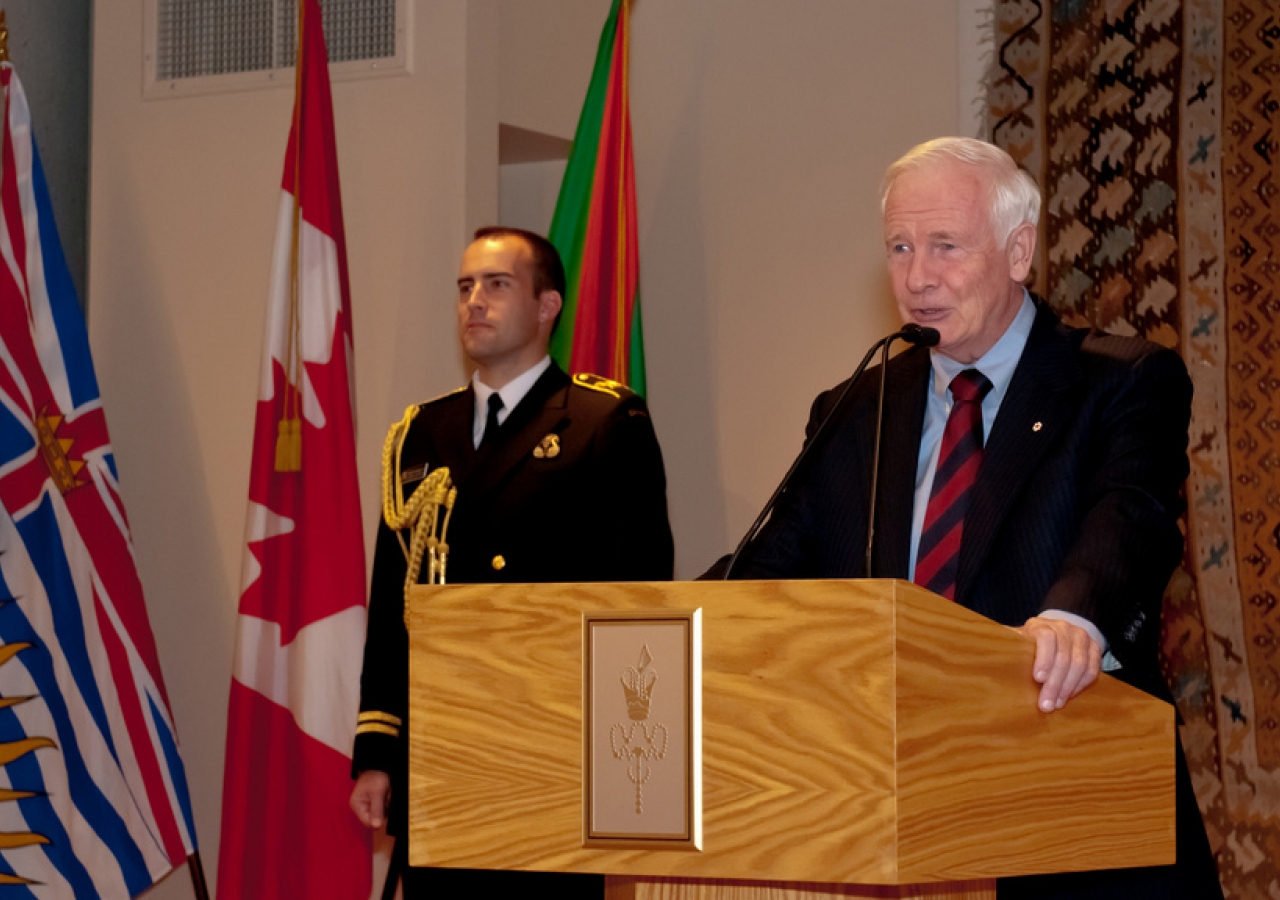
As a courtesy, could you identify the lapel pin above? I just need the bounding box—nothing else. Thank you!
[1033,422,1043,432]
[533,434,561,459]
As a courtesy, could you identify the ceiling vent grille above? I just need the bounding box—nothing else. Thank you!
[145,0,409,98]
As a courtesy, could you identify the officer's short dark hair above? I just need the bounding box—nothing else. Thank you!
[473,226,567,298]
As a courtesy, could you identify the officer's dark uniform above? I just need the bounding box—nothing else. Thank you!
[354,361,674,898]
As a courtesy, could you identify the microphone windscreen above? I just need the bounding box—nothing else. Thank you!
[901,324,941,347]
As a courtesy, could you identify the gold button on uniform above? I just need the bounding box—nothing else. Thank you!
[491,555,506,571]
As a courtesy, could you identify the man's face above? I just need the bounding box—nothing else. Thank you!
[456,236,560,378]
[883,160,1034,363]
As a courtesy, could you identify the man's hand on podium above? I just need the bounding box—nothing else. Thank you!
[350,770,392,830]
[1018,616,1102,713]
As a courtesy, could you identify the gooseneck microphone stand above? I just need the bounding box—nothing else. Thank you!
[722,323,940,580]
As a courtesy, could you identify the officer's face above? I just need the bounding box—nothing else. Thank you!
[884,159,1034,364]
[456,236,561,384]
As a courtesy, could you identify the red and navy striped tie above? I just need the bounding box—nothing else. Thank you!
[914,368,993,599]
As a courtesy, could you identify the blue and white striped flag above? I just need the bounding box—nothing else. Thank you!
[0,61,198,895]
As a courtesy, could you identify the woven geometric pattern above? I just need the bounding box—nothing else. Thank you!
[987,1,1280,896]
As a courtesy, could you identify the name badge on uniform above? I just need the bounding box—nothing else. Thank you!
[400,463,428,484]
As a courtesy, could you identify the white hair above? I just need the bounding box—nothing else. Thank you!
[881,137,1041,246]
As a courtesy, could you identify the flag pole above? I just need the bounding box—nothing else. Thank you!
[275,0,307,473]
[0,12,8,197]
[187,851,212,900]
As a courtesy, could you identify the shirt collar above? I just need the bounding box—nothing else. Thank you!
[472,355,553,435]
[929,289,1035,404]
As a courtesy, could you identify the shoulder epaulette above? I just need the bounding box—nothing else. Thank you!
[572,372,634,399]
[419,385,468,408]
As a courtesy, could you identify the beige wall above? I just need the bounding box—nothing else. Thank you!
[498,0,610,137]
[88,3,965,896]
[629,1,960,575]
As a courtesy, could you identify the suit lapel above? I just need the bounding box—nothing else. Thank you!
[956,303,1082,599]
[465,364,571,500]
[871,347,931,578]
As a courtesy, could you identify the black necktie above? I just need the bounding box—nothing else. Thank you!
[480,393,504,448]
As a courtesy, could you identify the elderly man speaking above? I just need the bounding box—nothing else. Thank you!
[715,138,1221,899]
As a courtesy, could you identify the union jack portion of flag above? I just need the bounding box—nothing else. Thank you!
[0,63,197,895]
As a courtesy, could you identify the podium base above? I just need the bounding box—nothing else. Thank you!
[605,876,996,900]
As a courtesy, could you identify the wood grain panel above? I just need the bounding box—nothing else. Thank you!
[409,580,898,882]
[407,579,1174,886]
[605,875,995,899]
[890,581,1175,880]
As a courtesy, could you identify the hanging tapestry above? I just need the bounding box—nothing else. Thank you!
[987,1,1279,896]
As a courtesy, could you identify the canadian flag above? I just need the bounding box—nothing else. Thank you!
[216,1,370,896]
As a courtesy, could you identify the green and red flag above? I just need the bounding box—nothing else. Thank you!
[548,0,646,395]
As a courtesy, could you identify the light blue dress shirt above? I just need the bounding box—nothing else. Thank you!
[905,292,1110,659]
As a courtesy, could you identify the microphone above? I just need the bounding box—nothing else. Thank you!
[900,323,940,346]
[865,325,936,574]
[722,324,931,579]
[862,324,939,572]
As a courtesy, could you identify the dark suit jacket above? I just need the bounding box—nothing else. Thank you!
[734,300,1189,699]
[353,362,674,831]
[724,300,1221,899]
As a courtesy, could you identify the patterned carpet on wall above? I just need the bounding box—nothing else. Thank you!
[986,1,1279,897]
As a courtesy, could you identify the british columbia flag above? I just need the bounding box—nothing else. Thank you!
[0,62,197,895]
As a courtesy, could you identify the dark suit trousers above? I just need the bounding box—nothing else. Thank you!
[401,864,601,899]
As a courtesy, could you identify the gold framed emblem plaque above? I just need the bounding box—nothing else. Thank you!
[582,609,701,849]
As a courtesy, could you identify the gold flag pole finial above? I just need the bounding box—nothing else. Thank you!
[0,11,10,63]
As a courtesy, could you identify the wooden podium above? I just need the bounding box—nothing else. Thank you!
[407,579,1174,899]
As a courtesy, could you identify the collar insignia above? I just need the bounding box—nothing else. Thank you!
[533,434,561,459]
